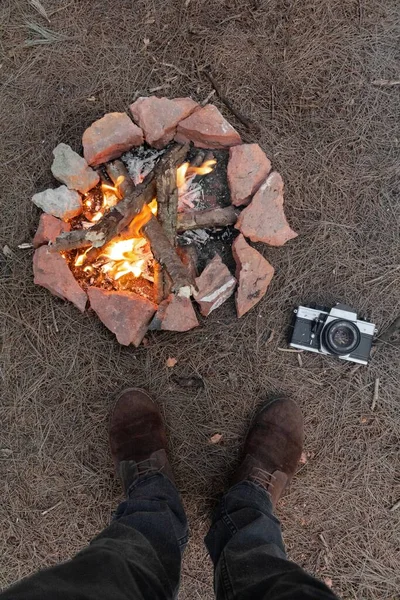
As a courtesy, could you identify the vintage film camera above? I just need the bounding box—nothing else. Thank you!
[289,303,377,365]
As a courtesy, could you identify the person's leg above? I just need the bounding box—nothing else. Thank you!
[205,397,339,600]
[1,389,187,600]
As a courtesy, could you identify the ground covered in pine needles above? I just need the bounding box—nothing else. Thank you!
[0,1,399,598]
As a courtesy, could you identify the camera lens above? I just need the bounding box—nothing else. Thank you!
[322,319,361,355]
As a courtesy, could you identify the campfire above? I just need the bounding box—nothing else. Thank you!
[32,97,298,346]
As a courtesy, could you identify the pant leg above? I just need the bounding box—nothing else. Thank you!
[1,471,188,600]
[205,481,339,600]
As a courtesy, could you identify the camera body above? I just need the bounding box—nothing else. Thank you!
[290,303,376,365]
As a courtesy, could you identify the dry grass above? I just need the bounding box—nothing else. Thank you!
[0,1,399,598]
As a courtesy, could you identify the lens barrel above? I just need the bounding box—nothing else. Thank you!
[322,319,361,355]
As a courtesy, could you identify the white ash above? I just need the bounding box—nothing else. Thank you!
[179,229,210,246]
[178,180,208,213]
[123,147,165,185]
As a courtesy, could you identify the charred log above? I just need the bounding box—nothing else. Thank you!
[177,205,239,232]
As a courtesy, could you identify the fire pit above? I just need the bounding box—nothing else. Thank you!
[32,97,297,346]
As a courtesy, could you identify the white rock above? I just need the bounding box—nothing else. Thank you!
[32,186,83,221]
[51,143,99,193]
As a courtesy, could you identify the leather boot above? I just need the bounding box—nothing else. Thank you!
[109,388,174,494]
[232,397,304,508]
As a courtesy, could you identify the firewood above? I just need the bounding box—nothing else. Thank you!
[52,143,188,252]
[156,150,179,245]
[107,146,192,296]
[177,205,239,231]
[153,262,164,304]
[141,216,193,295]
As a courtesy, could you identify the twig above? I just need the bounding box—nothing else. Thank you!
[41,501,62,516]
[265,330,275,344]
[201,89,216,106]
[366,265,400,284]
[318,533,331,555]
[50,302,59,333]
[161,62,190,79]
[149,84,171,93]
[202,66,260,132]
[371,79,400,87]
[219,14,242,25]
[390,499,400,512]
[371,377,380,411]
[278,347,304,353]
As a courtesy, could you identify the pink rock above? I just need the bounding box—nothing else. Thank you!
[228,144,271,206]
[130,96,199,148]
[194,254,236,316]
[33,214,71,248]
[175,104,242,149]
[232,234,275,317]
[33,246,87,312]
[235,171,298,246]
[87,287,156,346]
[51,143,99,194]
[150,294,199,332]
[82,113,144,166]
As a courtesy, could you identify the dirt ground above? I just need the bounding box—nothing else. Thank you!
[1,1,399,598]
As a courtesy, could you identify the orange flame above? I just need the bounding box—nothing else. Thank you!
[74,155,216,284]
[177,159,216,189]
[100,238,147,280]
[101,175,125,201]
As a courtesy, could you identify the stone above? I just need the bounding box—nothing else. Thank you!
[82,112,144,166]
[130,96,199,148]
[33,246,87,312]
[150,294,199,332]
[232,234,275,318]
[51,143,99,193]
[235,171,298,246]
[175,104,242,149]
[193,254,236,316]
[33,214,71,248]
[32,186,83,221]
[228,144,271,206]
[87,287,156,346]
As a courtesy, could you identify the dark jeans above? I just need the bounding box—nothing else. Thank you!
[0,470,338,600]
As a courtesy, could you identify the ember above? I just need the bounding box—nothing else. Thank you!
[32,97,298,346]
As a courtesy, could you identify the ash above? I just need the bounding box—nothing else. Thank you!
[178,226,237,273]
[123,146,165,185]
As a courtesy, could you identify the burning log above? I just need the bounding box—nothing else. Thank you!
[106,146,193,297]
[52,173,156,252]
[177,206,239,232]
[52,143,188,253]
[154,145,182,299]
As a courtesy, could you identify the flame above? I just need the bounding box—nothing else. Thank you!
[149,198,158,215]
[101,175,125,201]
[126,199,157,238]
[75,249,89,267]
[72,155,216,286]
[99,237,148,280]
[177,159,216,189]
